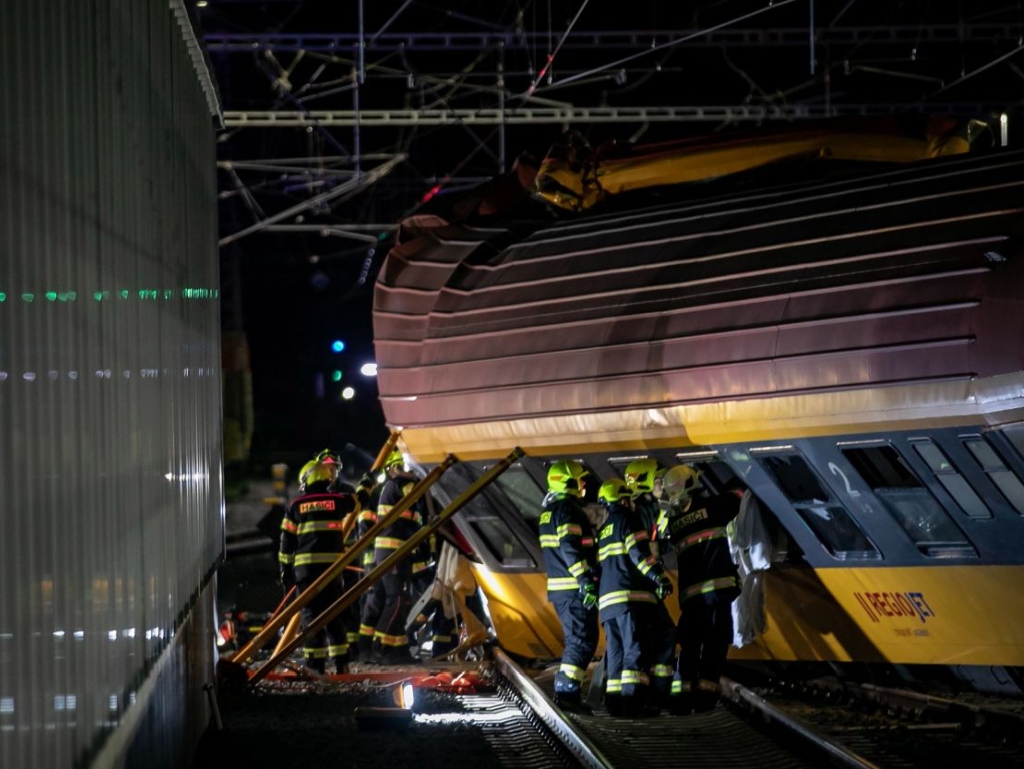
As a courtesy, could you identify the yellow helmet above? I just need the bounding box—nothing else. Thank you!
[547,459,587,496]
[296,459,318,488]
[300,460,340,492]
[662,464,701,505]
[383,448,405,471]
[597,478,631,505]
[315,448,342,469]
[624,458,659,495]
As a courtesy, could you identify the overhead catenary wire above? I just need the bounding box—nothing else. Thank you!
[528,0,802,95]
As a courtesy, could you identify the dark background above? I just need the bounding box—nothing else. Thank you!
[201,0,1024,467]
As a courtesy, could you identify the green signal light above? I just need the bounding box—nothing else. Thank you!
[331,370,343,382]
[0,293,6,303]
[21,293,34,302]
[45,291,57,301]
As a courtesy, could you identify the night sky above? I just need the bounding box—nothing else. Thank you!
[228,237,388,465]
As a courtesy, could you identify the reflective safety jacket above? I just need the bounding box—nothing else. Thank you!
[664,493,741,606]
[355,506,378,569]
[352,474,384,570]
[539,493,598,601]
[279,489,360,582]
[633,493,663,558]
[597,504,667,619]
[372,475,424,577]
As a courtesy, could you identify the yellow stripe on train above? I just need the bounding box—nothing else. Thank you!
[733,565,1024,666]
[471,562,1024,666]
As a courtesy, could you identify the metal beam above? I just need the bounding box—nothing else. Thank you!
[217,154,405,246]
[205,25,1022,53]
[264,224,382,243]
[223,102,1004,128]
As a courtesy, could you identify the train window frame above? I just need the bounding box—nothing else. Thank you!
[439,462,539,570]
[840,443,977,558]
[908,438,992,519]
[676,450,738,497]
[1003,424,1024,468]
[490,463,546,535]
[607,455,653,492]
[751,448,880,561]
[961,435,1024,515]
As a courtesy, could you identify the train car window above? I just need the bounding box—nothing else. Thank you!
[962,436,1024,514]
[439,464,537,568]
[841,446,976,558]
[1003,425,1024,466]
[492,465,546,535]
[909,439,992,518]
[755,453,879,560]
[682,458,735,497]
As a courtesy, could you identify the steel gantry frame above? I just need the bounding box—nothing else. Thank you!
[205,24,1024,54]
[209,0,1024,255]
[222,101,1009,128]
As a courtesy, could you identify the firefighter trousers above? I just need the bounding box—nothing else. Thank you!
[552,595,598,696]
[297,572,350,672]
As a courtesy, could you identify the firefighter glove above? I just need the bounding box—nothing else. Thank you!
[280,567,295,590]
[579,581,598,609]
[358,472,377,491]
[655,576,673,601]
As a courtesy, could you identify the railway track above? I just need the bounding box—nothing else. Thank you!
[199,651,1022,769]
[494,650,842,769]
[732,674,1024,769]
[492,652,1024,769]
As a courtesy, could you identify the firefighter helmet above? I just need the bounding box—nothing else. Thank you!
[662,464,702,505]
[315,448,342,469]
[300,460,340,492]
[383,448,405,471]
[624,458,659,495]
[296,459,317,488]
[547,459,587,496]
[597,478,631,505]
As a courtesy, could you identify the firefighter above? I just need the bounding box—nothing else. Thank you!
[356,457,393,660]
[661,464,742,714]
[308,448,377,658]
[624,458,666,559]
[278,459,360,675]
[370,449,425,663]
[595,478,675,716]
[539,459,599,713]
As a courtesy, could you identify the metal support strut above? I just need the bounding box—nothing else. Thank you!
[249,446,525,684]
[224,431,406,667]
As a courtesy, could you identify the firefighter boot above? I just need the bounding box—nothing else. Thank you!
[553,691,593,715]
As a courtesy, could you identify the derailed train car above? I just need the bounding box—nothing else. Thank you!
[372,119,1024,693]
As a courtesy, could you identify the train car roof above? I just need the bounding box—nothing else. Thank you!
[373,125,1024,462]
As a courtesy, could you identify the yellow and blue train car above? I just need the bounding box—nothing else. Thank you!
[372,122,1024,692]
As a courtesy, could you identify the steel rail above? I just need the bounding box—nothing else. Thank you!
[493,648,615,769]
[721,677,882,769]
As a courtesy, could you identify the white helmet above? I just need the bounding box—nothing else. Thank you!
[662,464,701,505]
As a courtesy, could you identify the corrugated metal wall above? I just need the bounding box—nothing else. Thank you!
[0,2,222,768]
